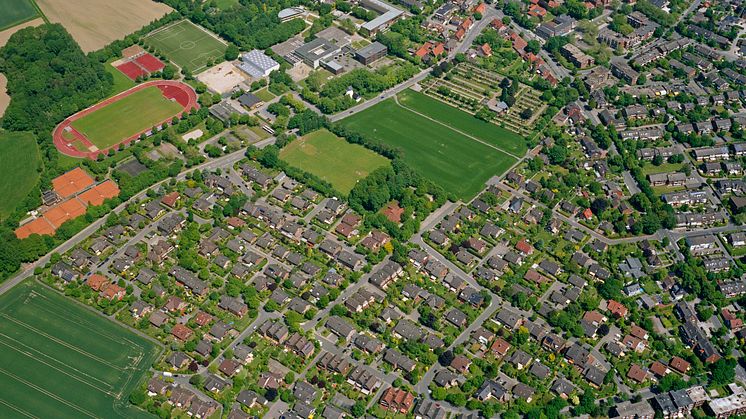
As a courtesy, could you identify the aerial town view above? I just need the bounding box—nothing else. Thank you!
[1,0,746,417]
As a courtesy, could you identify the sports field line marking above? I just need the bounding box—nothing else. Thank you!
[0,398,40,419]
[0,338,119,397]
[0,368,100,419]
[151,25,186,43]
[147,19,187,39]
[0,333,115,390]
[0,314,126,370]
[189,47,224,67]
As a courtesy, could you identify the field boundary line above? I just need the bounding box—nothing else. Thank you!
[0,368,99,419]
[0,0,45,31]
[0,337,119,396]
[27,290,147,350]
[29,0,48,24]
[393,96,522,160]
[35,279,166,351]
[0,314,126,370]
[0,333,115,389]
[0,398,40,419]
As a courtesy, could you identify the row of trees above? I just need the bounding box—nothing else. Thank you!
[159,0,306,50]
[301,63,419,114]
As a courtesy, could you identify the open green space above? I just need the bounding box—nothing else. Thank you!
[280,129,390,194]
[0,0,38,30]
[397,89,527,155]
[340,99,517,200]
[105,59,136,95]
[0,131,40,219]
[143,20,227,73]
[71,86,183,150]
[213,0,240,9]
[640,162,686,175]
[254,88,276,102]
[0,281,159,418]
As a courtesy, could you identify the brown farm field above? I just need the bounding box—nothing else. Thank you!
[35,0,172,52]
[0,17,44,48]
[0,73,9,118]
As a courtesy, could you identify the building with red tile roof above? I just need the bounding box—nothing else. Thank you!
[415,42,433,58]
[607,300,628,318]
[102,283,126,300]
[627,364,648,383]
[172,324,194,341]
[379,387,415,413]
[431,42,445,56]
[669,356,691,374]
[381,202,405,223]
[454,27,466,41]
[87,274,109,291]
[490,337,511,358]
[649,361,669,377]
[516,239,534,255]
[161,191,181,208]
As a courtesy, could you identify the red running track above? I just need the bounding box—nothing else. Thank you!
[53,80,198,159]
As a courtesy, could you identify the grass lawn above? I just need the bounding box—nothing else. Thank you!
[398,89,527,156]
[340,99,517,200]
[105,59,136,95]
[0,281,159,418]
[254,88,276,102]
[71,86,183,150]
[280,129,390,194]
[214,0,239,9]
[0,131,40,219]
[144,20,227,73]
[0,0,38,30]
[640,162,685,175]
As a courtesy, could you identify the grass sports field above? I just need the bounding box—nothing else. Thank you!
[398,89,527,156]
[0,0,39,31]
[0,131,40,219]
[71,86,183,150]
[144,20,227,73]
[0,281,159,418]
[341,98,518,200]
[280,129,390,194]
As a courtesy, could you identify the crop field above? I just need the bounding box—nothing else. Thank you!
[144,19,227,73]
[397,89,527,156]
[35,0,172,52]
[280,129,390,194]
[0,281,159,418]
[0,131,40,219]
[71,86,183,150]
[0,0,39,30]
[340,99,518,200]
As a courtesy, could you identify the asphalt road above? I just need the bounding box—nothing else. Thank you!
[0,137,276,297]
